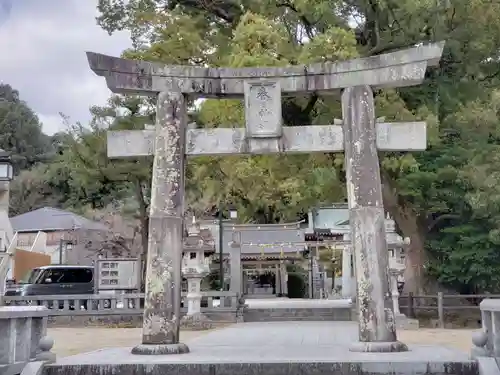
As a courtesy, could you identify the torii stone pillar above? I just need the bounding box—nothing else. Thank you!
[130,91,189,355]
[87,41,444,354]
[342,85,405,352]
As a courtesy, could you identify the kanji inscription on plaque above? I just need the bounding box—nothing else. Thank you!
[244,80,282,138]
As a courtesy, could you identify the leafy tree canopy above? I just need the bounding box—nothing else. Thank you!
[21,0,500,294]
[0,84,52,171]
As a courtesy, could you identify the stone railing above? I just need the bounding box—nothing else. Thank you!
[471,299,500,359]
[3,291,239,316]
[0,306,52,375]
[470,299,500,375]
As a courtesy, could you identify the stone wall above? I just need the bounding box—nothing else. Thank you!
[46,310,238,328]
[243,307,353,322]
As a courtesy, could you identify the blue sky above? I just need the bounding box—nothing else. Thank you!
[0,0,131,135]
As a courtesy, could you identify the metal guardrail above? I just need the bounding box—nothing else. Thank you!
[3,291,239,316]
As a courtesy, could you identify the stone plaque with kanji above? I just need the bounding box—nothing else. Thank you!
[244,80,282,138]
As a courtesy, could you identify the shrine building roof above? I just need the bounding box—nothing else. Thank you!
[201,221,307,255]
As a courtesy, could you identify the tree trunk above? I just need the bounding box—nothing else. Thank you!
[401,226,426,295]
[380,171,427,294]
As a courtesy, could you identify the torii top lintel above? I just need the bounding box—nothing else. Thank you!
[86,41,444,97]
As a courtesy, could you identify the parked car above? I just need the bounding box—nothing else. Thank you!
[4,265,95,309]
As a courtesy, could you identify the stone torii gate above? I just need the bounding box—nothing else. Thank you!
[87,41,444,354]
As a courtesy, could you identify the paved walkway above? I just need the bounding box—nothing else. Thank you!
[50,328,215,357]
[51,321,475,361]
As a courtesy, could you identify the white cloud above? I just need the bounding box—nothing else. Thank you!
[0,0,131,135]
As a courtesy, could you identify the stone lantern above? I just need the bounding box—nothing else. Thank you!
[385,214,418,329]
[180,216,213,330]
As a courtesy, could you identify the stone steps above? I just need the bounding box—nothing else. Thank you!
[243,307,353,322]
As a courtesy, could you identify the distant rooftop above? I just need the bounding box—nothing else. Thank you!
[312,205,350,231]
[11,207,108,233]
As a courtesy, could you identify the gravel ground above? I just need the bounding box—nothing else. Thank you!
[48,326,475,358]
[49,328,214,357]
[398,329,474,353]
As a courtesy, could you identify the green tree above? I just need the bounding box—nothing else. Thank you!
[428,91,500,293]
[94,0,500,294]
[0,84,72,217]
[54,97,153,259]
[0,84,52,171]
[9,164,66,216]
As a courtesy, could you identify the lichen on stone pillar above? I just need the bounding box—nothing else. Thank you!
[342,85,408,353]
[131,91,189,355]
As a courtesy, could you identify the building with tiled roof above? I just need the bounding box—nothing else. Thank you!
[11,207,107,233]
[11,207,111,266]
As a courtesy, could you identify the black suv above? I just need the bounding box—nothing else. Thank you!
[4,265,94,308]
